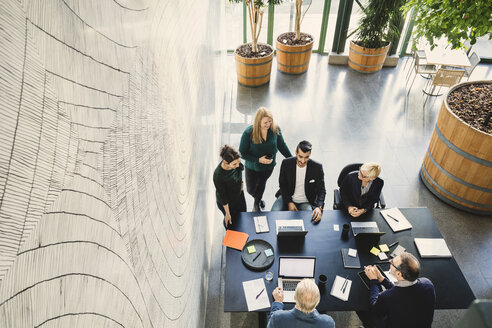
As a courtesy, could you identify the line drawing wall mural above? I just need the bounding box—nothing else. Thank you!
[0,0,223,326]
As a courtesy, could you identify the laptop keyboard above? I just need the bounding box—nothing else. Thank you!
[283,280,300,291]
[278,226,303,231]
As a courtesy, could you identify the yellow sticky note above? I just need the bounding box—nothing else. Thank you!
[370,247,380,256]
[247,245,256,254]
[379,244,390,252]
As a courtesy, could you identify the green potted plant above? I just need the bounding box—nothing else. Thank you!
[348,0,404,73]
[403,0,492,50]
[229,0,283,87]
[403,1,492,215]
[276,0,314,74]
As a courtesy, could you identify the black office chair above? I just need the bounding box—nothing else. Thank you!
[333,163,386,209]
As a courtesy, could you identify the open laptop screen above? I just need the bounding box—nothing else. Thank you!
[279,257,316,278]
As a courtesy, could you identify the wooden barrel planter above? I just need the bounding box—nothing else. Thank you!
[234,43,274,87]
[420,81,492,215]
[276,33,314,75]
[348,41,390,73]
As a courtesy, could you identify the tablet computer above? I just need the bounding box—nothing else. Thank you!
[358,265,389,290]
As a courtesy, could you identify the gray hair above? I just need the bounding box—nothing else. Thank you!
[294,279,320,313]
[398,252,420,282]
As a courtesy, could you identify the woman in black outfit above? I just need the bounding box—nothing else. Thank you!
[213,145,246,229]
[340,162,383,218]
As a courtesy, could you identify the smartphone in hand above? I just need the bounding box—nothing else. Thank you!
[265,154,273,159]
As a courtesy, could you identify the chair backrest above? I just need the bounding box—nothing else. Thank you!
[432,68,465,87]
[414,53,426,68]
[336,163,362,187]
[465,52,480,77]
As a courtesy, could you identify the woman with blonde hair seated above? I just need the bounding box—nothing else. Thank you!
[340,162,383,218]
[239,107,292,212]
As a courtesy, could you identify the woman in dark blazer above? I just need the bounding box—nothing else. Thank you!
[340,162,383,218]
[213,145,246,229]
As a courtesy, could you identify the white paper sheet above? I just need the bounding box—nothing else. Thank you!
[254,216,269,233]
[330,275,352,301]
[380,208,413,232]
[242,278,271,311]
[348,248,357,257]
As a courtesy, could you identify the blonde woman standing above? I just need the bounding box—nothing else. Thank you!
[239,107,292,212]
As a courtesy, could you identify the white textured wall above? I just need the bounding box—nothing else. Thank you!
[0,0,223,327]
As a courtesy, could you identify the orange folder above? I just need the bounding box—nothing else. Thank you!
[222,230,249,250]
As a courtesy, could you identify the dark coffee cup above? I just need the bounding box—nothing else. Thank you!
[341,224,350,239]
[318,274,327,286]
[318,274,328,293]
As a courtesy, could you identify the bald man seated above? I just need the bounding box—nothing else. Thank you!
[268,279,335,328]
[359,252,436,328]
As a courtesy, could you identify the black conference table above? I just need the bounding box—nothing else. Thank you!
[224,208,475,315]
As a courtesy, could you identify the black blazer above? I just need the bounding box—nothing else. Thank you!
[278,157,326,208]
[340,171,384,211]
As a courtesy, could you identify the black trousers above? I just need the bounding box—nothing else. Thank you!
[216,191,247,229]
[245,167,273,204]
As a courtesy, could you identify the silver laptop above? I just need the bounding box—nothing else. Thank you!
[277,256,316,303]
[276,219,308,237]
[350,221,386,237]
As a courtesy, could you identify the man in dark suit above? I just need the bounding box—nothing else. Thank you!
[271,140,326,222]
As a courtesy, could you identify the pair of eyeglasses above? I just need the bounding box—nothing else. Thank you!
[389,258,401,272]
[359,168,368,179]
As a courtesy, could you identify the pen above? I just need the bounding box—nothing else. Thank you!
[387,214,399,222]
[340,275,349,292]
[252,252,261,262]
[389,241,399,248]
[256,288,265,299]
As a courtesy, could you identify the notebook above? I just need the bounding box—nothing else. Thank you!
[414,238,452,258]
[277,256,316,303]
[254,216,270,233]
[380,208,413,232]
[330,275,352,301]
[341,248,361,268]
[242,278,270,311]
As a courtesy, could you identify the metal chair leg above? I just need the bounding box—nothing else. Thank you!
[407,72,418,96]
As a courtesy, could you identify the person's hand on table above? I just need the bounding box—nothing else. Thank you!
[375,266,385,283]
[312,207,322,223]
[259,156,273,165]
[272,287,284,302]
[348,206,365,218]
[364,265,379,281]
[287,202,298,211]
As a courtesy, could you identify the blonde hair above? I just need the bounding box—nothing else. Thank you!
[361,162,382,179]
[251,107,279,144]
[294,279,320,313]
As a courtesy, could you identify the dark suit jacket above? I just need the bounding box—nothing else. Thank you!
[278,157,326,208]
[340,171,384,211]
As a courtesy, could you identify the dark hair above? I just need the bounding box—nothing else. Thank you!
[398,253,420,282]
[296,140,312,153]
[220,145,241,163]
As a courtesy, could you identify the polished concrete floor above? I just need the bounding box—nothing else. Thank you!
[206,54,492,328]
